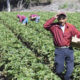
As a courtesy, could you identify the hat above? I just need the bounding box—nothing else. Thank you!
[58,12,67,17]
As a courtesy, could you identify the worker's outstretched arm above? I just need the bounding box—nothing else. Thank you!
[43,17,56,30]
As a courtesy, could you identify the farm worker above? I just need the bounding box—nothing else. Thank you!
[30,14,40,23]
[44,13,80,80]
[17,14,28,25]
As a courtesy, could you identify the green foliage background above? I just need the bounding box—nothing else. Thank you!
[0,12,80,80]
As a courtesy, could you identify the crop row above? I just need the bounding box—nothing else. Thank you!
[0,12,80,79]
[0,18,60,80]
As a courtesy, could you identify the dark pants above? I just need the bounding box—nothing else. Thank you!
[54,47,74,80]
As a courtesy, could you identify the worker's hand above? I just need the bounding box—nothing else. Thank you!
[55,14,59,19]
[55,13,62,19]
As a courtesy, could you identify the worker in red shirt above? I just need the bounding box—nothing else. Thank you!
[30,14,40,23]
[17,14,28,25]
[44,13,80,80]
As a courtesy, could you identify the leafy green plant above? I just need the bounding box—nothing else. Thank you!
[0,12,80,80]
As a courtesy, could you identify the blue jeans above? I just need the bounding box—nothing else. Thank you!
[22,18,28,24]
[35,16,40,23]
[54,47,74,80]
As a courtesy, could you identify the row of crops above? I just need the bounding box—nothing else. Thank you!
[0,12,80,80]
[0,12,61,80]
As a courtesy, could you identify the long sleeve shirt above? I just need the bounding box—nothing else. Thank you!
[44,17,80,47]
[30,14,38,18]
[17,15,26,22]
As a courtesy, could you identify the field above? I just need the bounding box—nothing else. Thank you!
[0,12,80,80]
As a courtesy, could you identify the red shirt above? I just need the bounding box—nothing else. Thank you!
[44,17,80,47]
[17,15,26,22]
